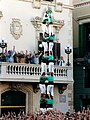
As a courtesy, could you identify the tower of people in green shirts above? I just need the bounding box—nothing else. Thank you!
[39,6,55,112]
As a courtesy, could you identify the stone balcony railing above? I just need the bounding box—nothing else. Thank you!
[0,62,73,83]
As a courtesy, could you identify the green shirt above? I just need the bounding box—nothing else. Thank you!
[41,55,48,63]
[39,76,48,84]
[46,98,54,105]
[40,98,47,108]
[49,35,54,42]
[40,98,47,104]
[48,75,54,83]
[42,36,49,41]
[48,12,53,23]
[48,55,54,61]
[42,13,48,24]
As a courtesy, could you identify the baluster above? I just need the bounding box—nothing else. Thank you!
[61,68,63,76]
[65,69,67,76]
[16,66,18,74]
[30,67,32,75]
[62,69,64,77]
[24,66,26,75]
[13,66,15,74]
[54,68,56,76]
[14,66,17,74]
[59,69,61,76]
[19,66,21,74]
[11,66,13,74]
[63,69,66,76]
[57,68,59,76]
[35,67,37,75]
[32,67,34,75]
[27,67,29,75]
[40,67,41,75]
[37,67,40,75]
[22,66,24,75]
[7,65,10,74]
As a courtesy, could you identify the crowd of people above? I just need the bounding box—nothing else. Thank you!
[1,109,90,120]
[0,46,65,66]
[0,46,39,64]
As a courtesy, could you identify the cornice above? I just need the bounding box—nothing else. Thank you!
[31,16,64,30]
[74,1,90,8]
[63,4,74,10]
[77,14,90,21]
[18,0,74,10]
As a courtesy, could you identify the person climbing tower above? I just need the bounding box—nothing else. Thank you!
[41,51,48,74]
[48,51,54,74]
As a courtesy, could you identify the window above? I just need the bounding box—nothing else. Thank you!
[79,23,90,57]
[85,67,90,88]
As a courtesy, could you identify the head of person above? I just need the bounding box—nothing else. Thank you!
[50,51,53,55]
[45,51,48,55]
[41,93,46,99]
[51,72,54,76]
[60,56,64,60]
[41,72,45,76]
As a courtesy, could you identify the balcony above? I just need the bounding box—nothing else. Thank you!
[0,62,73,83]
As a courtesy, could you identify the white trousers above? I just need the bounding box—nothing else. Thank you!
[49,24,53,36]
[47,108,53,111]
[48,62,54,73]
[47,85,54,96]
[42,24,48,35]
[40,108,46,112]
[39,84,46,94]
[49,42,54,52]
[42,42,48,53]
[41,62,47,74]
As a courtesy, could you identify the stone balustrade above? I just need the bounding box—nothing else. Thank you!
[0,62,73,83]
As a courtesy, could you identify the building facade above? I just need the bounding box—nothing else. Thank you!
[0,0,73,115]
[73,0,90,111]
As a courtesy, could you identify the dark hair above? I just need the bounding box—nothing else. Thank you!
[41,72,45,76]
[51,72,53,76]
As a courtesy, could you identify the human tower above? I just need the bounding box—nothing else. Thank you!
[39,7,55,112]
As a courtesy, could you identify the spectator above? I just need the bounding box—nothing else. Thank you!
[31,51,36,64]
[25,50,29,63]
[34,53,39,64]
[58,56,65,66]
[1,108,90,120]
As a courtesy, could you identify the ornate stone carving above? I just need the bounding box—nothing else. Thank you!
[9,83,24,90]
[55,2,63,12]
[31,16,41,30]
[32,0,41,9]
[31,13,64,43]
[0,11,3,19]
[33,83,39,93]
[31,16,64,31]
[10,18,22,40]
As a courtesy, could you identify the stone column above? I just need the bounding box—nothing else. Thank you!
[31,17,41,50]
[0,11,3,19]
[55,26,60,42]
[26,92,28,115]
